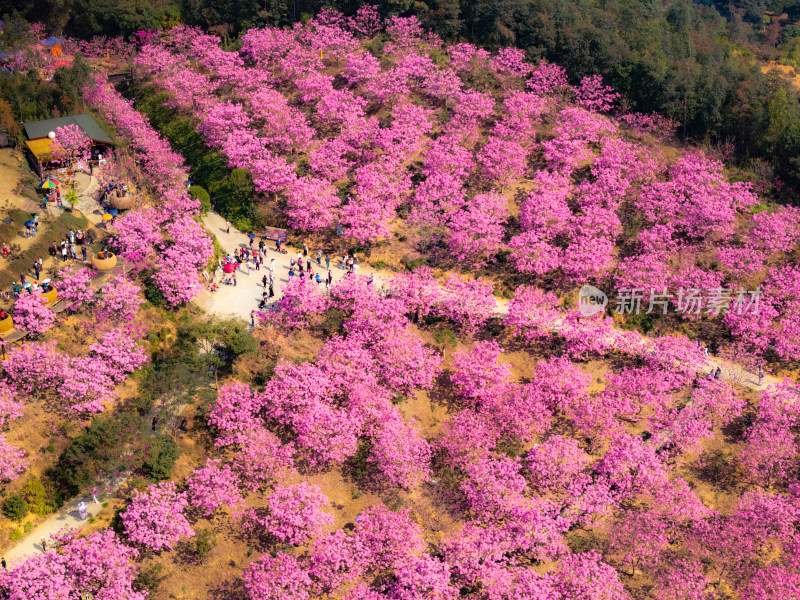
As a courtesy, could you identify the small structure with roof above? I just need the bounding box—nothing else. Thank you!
[23,114,114,176]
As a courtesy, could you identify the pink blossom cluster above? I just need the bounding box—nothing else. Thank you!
[121,481,194,551]
[0,529,145,600]
[84,76,213,305]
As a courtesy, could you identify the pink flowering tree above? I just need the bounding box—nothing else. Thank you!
[50,124,92,170]
[0,434,28,484]
[57,265,95,311]
[96,275,144,322]
[0,383,23,429]
[243,552,313,600]
[243,482,333,545]
[186,459,244,517]
[0,529,146,600]
[14,291,55,336]
[121,481,194,551]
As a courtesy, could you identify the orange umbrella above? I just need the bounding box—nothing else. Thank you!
[102,213,113,221]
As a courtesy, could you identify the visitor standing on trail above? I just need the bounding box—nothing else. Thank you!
[303,243,308,257]
[269,284,274,299]
[251,311,255,328]
[297,250,302,264]
[325,255,330,270]
[306,259,311,271]
[226,221,231,234]
[41,537,47,552]
[758,366,764,386]
[270,258,276,273]
[317,249,322,265]
[327,270,332,286]
[262,275,268,288]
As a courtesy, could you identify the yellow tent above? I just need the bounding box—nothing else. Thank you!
[25,138,55,163]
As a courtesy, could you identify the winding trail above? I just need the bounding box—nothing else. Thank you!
[196,213,788,393]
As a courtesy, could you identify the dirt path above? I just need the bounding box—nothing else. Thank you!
[197,214,787,394]
[194,212,379,321]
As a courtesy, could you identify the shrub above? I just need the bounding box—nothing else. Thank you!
[183,528,217,564]
[2,494,29,521]
[141,435,180,481]
[189,185,211,214]
[134,563,167,594]
[21,478,58,516]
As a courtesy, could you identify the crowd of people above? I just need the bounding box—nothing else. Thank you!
[211,230,375,312]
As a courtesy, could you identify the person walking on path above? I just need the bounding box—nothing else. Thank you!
[758,366,764,386]
[270,258,276,273]
[303,243,308,257]
[262,275,268,288]
[702,346,709,359]
[2,557,7,571]
[269,272,274,286]
[226,221,231,234]
[327,269,333,287]
[306,259,311,271]
[269,284,274,299]
[325,255,330,270]
[33,261,40,279]
[82,247,87,262]
[250,311,255,328]
[41,537,47,552]
[317,249,322,265]
[233,273,237,287]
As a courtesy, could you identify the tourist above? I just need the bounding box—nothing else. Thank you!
[315,273,321,285]
[78,501,87,520]
[303,242,308,257]
[269,284,274,299]
[306,259,311,271]
[270,258,276,273]
[758,366,764,386]
[41,537,47,552]
[61,245,68,261]
[262,275,268,288]
[233,273,237,287]
[325,254,330,270]
[250,311,255,328]
[226,221,231,234]
[327,270,332,286]
[1,245,8,258]
[2,556,7,571]
[317,249,322,265]
[82,247,87,262]
[33,261,40,279]
[296,251,302,264]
